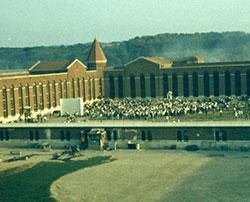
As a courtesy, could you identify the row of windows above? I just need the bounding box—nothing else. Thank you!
[109,71,250,98]
[1,78,103,117]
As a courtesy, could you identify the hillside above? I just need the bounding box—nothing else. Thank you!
[1,31,250,70]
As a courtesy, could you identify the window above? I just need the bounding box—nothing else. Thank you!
[71,79,75,98]
[118,75,123,98]
[204,72,210,97]
[222,131,227,142]
[172,73,178,97]
[109,75,115,99]
[113,131,117,141]
[52,81,56,107]
[107,131,111,141]
[92,77,96,99]
[163,73,168,97]
[150,74,156,98]
[35,131,39,141]
[59,80,63,99]
[140,74,146,98]
[33,83,38,111]
[183,73,189,97]
[2,86,8,118]
[30,131,34,141]
[148,131,152,141]
[247,70,250,96]
[177,131,182,142]
[130,75,136,98]
[10,85,15,116]
[64,80,68,98]
[192,72,198,97]
[18,85,24,115]
[82,78,86,101]
[39,82,44,110]
[215,130,220,142]
[88,77,91,100]
[99,78,102,97]
[46,81,51,109]
[225,71,231,96]
[235,71,241,96]
[141,131,146,141]
[183,131,189,142]
[60,131,65,141]
[213,71,219,96]
[0,131,3,141]
[25,84,30,107]
[77,78,80,97]
[5,131,9,141]
[66,131,71,141]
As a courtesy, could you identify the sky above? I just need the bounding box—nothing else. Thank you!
[1,0,250,47]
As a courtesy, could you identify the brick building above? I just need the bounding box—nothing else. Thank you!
[1,39,250,121]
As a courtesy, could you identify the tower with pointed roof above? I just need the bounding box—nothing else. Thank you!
[87,39,107,71]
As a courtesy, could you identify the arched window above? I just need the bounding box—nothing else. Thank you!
[183,72,189,97]
[130,74,136,98]
[163,73,168,97]
[92,77,96,99]
[140,74,146,98]
[88,77,91,100]
[99,78,102,97]
[213,71,219,96]
[235,71,241,96]
[46,81,51,109]
[118,75,123,98]
[177,131,182,142]
[66,131,71,141]
[247,70,250,96]
[147,131,152,141]
[172,73,178,97]
[192,72,198,97]
[150,74,156,98]
[71,79,75,98]
[39,82,44,110]
[52,81,56,107]
[18,84,24,115]
[2,86,8,118]
[64,79,68,98]
[35,131,39,141]
[10,85,15,116]
[33,83,38,111]
[141,130,146,141]
[204,72,210,97]
[60,131,65,141]
[30,131,34,141]
[25,84,30,107]
[77,78,80,97]
[82,78,86,101]
[225,71,231,96]
[59,80,63,99]
[109,75,115,99]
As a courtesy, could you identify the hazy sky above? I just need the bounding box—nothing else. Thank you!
[1,0,250,47]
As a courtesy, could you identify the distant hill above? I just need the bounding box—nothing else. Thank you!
[1,31,250,70]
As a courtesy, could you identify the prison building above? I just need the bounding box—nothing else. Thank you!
[1,39,250,120]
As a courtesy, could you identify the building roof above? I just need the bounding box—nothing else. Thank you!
[166,56,204,65]
[29,60,72,74]
[87,39,107,63]
[146,57,171,67]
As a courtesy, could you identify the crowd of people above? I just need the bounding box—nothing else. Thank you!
[82,92,250,121]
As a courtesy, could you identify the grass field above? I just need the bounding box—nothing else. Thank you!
[1,149,250,202]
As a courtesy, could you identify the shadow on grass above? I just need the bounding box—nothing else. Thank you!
[0,156,115,202]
